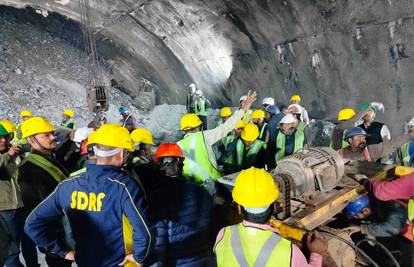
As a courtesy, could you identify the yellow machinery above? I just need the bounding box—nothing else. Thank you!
[219,147,414,266]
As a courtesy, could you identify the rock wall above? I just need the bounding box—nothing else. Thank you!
[1,0,414,135]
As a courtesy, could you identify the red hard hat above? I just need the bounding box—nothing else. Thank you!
[154,142,185,161]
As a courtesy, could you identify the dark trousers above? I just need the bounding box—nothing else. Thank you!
[199,115,208,130]
[0,209,24,267]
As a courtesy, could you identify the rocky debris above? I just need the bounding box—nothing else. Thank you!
[0,6,148,128]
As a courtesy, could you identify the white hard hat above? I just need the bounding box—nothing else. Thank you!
[239,95,248,102]
[288,104,303,114]
[189,83,196,93]
[262,97,275,106]
[195,90,203,96]
[73,127,94,143]
[280,113,297,124]
[407,116,414,126]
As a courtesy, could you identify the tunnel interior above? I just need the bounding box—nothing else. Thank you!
[1,0,414,135]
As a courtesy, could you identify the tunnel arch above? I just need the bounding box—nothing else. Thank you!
[1,0,414,135]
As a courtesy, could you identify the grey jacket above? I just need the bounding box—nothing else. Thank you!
[0,153,23,211]
[340,134,411,162]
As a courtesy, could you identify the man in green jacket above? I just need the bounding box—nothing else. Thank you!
[178,91,257,191]
[0,124,23,267]
[396,116,414,166]
[194,90,210,130]
[18,117,71,267]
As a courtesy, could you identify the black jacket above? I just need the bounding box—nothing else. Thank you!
[18,151,68,214]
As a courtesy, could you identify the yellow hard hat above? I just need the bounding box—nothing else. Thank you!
[0,120,16,134]
[130,128,154,145]
[180,113,203,131]
[338,108,356,121]
[63,109,75,118]
[251,109,265,120]
[87,124,135,152]
[20,110,32,118]
[241,123,259,142]
[86,130,98,147]
[290,95,301,101]
[235,120,247,130]
[232,167,279,208]
[21,117,56,139]
[220,107,232,118]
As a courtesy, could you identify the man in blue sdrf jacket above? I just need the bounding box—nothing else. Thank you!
[24,124,152,267]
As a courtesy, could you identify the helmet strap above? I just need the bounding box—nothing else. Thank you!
[32,136,53,153]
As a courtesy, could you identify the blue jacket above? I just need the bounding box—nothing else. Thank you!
[361,200,407,237]
[24,163,152,267]
[268,113,285,142]
[145,175,213,267]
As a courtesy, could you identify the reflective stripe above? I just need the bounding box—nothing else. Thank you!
[221,134,235,149]
[242,110,252,123]
[236,139,265,169]
[275,131,286,162]
[331,131,348,149]
[408,199,414,241]
[229,224,285,267]
[195,98,207,116]
[61,119,75,129]
[408,199,414,222]
[254,232,282,267]
[70,167,87,177]
[21,153,66,182]
[178,132,221,184]
[122,214,133,254]
[275,129,304,162]
[400,143,411,166]
[259,123,268,140]
[230,225,250,267]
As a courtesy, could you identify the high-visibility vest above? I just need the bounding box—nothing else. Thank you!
[61,119,75,129]
[19,153,66,183]
[13,123,27,145]
[398,142,414,166]
[70,167,87,177]
[258,123,268,141]
[275,129,305,162]
[195,98,207,116]
[215,223,292,267]
[406,199,414,241]
[132,155,150,166]
[236,139,266,170]
[242,110,252,123]
[330,131,348,150]
[221,133,236,150]
[178,132,222,184]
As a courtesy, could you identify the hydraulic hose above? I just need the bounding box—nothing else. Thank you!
[356,238,400,267]
[319,231,380,267]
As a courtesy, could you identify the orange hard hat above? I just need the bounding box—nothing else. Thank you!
[80,139,88,156]
[154,142,185,161]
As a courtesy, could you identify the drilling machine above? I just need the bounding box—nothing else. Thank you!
[219,147,414,266]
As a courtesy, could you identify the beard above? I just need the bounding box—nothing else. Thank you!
[357,142,367,149]
[283,129,295,135]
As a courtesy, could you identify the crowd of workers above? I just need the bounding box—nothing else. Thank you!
[1,86,414,267]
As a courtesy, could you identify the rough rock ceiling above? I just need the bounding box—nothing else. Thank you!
[1,0,414,134]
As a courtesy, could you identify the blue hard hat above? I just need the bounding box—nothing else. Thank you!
[344,127,368,140]
[265,105,280,116]
[346,195,370,217]
[119,106,126,114]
